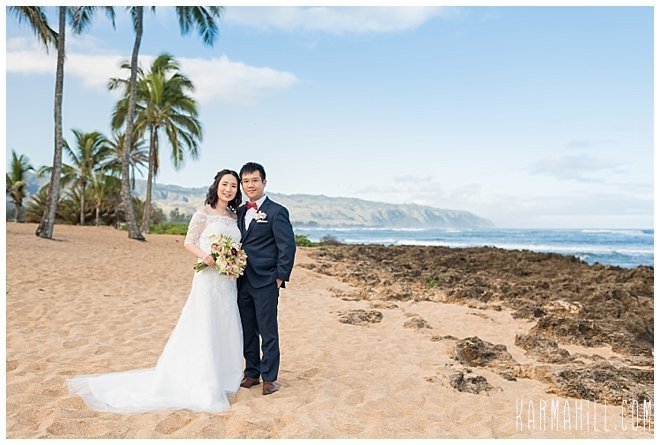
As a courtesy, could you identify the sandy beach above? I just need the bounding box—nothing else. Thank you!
[6,222,654,439]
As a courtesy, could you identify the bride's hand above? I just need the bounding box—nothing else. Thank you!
[203,255,215,266]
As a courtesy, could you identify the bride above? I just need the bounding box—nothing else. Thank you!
[68,169,245,413]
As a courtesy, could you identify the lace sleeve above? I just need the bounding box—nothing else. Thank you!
[184,211,208,247]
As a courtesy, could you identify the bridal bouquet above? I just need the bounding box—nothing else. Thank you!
[194,234,247,278]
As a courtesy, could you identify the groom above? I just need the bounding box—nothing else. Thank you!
[237,162,296,395]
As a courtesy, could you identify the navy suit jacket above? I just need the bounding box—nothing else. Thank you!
[238,197,296,289]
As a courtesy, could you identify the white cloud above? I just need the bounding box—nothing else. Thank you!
[225,6,458,34]
[356,175,483,212]
[354,171,652,228]
[356,175,442,199]
[178,56,298,105]
[528,155,621,182]
[6,37,58,74]
[6,37,298,105]
[68,54,125,90]
[484,191,653,228]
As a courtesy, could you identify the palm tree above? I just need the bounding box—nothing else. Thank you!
[36,160,77,192]
[9,6,56,234]
[6,150,35,222]
[90,170,121,226]
[118,7,149,241]
[26,177,125,227]
[35,6,67,238]
[25,185,51,224]
[105,131,149,192]
[9,6,115,239]
[64,130,113,225]
[39,130,113,226]
[58,187,94,225]
[110,54,202,232]
[118,6,222,239]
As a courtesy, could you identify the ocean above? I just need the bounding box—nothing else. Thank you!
[294,227,654,269]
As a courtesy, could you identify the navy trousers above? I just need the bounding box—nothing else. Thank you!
[237,278,280,383]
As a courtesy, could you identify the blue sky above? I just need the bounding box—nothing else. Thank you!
[4,5,654,228]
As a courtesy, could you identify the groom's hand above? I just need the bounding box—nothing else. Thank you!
[276,279,283,288]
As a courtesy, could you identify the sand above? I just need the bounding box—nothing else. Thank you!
[5,222,654,439]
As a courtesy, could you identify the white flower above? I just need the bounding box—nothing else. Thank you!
[253,211,267,221]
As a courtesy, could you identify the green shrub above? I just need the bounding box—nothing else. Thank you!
[149,223,189,235]
[295,234,315,247]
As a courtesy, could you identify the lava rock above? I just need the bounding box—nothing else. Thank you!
[337,310,383,325]
[403,317,432,329]
[452,336,515,367]
[514,334,572,364]
[449,371,494,394]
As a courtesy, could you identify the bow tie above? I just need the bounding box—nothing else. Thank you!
[246,201,258,210]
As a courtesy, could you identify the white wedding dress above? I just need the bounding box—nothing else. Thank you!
[67,211,244,413]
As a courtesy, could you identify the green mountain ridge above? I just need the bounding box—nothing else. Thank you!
[135,180,494,229]
[13,175,494,228]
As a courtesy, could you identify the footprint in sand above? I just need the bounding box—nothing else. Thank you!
[343,389,366,405]
[58,397,87,410]
[199,423,227,438]
[62,338,89,349]
[94,345,112,355]
[155,412,193,435]
[43,388,65,397]
[301,367,321,379]
[46,420,83,436]
[46,419,99,437]
[57,405,99,419]
[42,375,63,386]
[7,360,18,372]
[13,407,50,428]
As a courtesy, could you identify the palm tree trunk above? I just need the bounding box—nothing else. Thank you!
[15,203,21,223]
[35,6,65,239]
[141,126,156,233]
[121,6,145,241]
[80,182,85,226]
[95,205,100,226]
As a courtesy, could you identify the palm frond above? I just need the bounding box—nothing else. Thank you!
[8,6,57,51]
[175,6,223,47]
[69,6,116,34]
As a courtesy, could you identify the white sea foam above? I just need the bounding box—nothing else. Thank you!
[580,229,652,237]
[297,226,457,232]
[395,240,653,255]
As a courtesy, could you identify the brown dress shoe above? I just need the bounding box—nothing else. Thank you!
[262,381,279,395]
[240,376,260,388]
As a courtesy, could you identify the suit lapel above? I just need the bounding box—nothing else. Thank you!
[244,218,256,239]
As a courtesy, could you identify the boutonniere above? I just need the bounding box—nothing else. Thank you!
[252,211,268,222]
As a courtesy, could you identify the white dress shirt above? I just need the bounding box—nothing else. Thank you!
[244,195,268,229]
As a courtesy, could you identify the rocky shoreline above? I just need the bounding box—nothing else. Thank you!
[303,244,654,407]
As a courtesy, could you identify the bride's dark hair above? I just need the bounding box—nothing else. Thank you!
[205,169,242,213]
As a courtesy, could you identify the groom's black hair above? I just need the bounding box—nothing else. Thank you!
[205,169,242,213]
[239,162,266,181]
